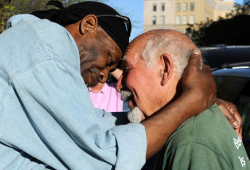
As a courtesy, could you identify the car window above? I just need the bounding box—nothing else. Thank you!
[214,76,247,103]
[237,81,250,140]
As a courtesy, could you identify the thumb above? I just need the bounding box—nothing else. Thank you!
[186,48,202,69]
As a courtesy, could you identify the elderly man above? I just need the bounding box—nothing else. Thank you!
[0,1,238,169]
[116,29,249,169]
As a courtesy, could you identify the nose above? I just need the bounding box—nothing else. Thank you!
[99,69,109,83]
[116,74,123,93]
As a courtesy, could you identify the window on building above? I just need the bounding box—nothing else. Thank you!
[175,16,180,25]
[190,2,195,11]
[153,3,157,11]
[183,3,187,11]
[189,15,194,24]
[161,16,165,25]
[182,29,187,34]
[183,16,187,24]
[153,16,157,25]
[161,3,165,11]
[176,3,180,12]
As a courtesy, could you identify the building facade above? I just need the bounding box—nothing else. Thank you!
[144,0,235,33]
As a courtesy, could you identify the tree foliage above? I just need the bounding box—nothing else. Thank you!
[0,0,108,33]
[186,0,250,46]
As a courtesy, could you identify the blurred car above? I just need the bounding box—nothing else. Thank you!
[201,45,250,157]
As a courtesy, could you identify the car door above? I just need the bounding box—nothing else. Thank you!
[214,75,250,157]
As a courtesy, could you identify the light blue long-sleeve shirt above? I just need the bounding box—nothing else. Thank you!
[0,15,146,170]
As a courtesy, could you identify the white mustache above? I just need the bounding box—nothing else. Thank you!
[121,89,133,101]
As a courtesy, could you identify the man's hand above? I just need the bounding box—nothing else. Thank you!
[216,98,243,140]
[182,48,217,113]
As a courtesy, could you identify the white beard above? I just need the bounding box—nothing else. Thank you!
[121,89,144,123]
[127,106,143,123]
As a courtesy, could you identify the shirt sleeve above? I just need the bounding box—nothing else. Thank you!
[12,59,147,170]
[160,143,232,170]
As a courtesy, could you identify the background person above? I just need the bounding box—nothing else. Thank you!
[116,29,248,170]
[88,69,124,112]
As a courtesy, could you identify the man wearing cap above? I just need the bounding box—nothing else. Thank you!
[0,1,238,170]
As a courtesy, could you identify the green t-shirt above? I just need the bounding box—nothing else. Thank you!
[154,104,250,170]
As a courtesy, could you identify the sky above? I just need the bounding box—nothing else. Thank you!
[106,0,244,42]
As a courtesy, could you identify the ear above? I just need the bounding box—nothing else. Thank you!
[160,53,174,86]
[79,14,98,35]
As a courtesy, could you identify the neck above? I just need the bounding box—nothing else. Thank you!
[172,80,183,102]
[162,79,183,108]
[64,21,82,46]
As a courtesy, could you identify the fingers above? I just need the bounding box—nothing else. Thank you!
[229,114,239,129]
[226,113,242,140]
[186,48,201,68]
[216,99,242,129]
[232,107,243,141]
[217,101,236,125]
[229,105,242,129]
[216,98,243,140]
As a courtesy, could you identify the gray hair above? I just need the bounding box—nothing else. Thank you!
[141,34,198,78]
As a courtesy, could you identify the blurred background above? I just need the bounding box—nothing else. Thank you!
[0,0,247,45]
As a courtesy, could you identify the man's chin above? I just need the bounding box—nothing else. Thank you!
[82,74,96,87]
[84,81,97,87]
[127,106,144,123]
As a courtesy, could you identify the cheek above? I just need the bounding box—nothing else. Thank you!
[125,72,140,89]
[81,71,91,86]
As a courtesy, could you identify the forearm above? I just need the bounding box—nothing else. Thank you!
[142,90,206,159]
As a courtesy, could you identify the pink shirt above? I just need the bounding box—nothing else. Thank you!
[88,83,123,112]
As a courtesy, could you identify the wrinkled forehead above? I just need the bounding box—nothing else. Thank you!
[122,37,147,63]
[121,36,162,68]
[121,48,144,69]
[122,47,137,65]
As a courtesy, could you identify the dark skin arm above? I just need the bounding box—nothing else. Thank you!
[141,49,217,159]
[216,98,243,140]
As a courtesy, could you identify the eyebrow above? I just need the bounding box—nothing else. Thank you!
[121,56,127,61]
[120,58,128,69]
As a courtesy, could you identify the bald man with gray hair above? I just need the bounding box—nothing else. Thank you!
[117,29,249,170]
